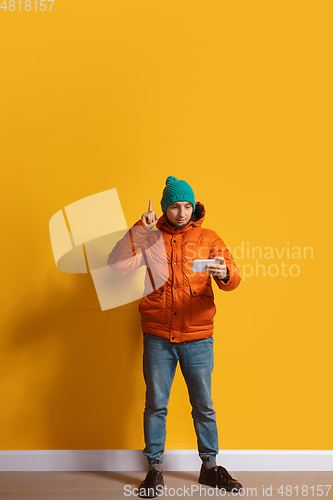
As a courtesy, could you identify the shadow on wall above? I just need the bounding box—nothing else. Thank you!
[0,268,145,456]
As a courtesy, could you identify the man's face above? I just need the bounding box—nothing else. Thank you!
[166,201,193,229]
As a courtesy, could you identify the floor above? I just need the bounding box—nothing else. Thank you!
[0,471,332,500]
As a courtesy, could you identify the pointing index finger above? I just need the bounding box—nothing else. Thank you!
[148,199,153,212]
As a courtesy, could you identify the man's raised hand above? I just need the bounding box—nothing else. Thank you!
[141,199,159,228]
[205,256,228,280]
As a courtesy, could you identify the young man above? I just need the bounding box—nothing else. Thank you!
[107,176,243,497]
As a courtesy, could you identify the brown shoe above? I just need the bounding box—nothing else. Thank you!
[199,465,243,492]
[139,468,164,498]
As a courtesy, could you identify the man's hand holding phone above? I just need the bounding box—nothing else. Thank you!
[205,256,228,280]
[141,200,159,228]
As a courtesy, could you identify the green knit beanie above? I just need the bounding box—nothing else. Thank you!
[160,176,195,214]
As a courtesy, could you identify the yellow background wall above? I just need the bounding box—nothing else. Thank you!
[0,1,332,451]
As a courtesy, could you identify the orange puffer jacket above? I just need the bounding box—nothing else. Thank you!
[107,202,241,343]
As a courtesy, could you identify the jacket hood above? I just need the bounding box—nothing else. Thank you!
[156,201,206,234]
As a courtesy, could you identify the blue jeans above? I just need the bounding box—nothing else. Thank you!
[143,333,219,464]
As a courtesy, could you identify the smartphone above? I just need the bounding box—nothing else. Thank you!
[192,259,223,272]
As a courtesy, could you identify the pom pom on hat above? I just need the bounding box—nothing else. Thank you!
[160,175,195,214]
[166,176,179,185]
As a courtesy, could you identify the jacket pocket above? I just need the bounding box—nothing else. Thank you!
[139,285,166,324]
[189,282,216,327]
